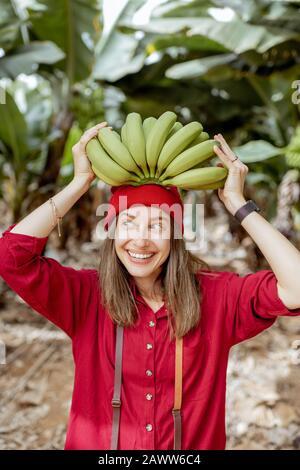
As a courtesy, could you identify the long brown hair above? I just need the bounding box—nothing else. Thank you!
[98,216,212,341]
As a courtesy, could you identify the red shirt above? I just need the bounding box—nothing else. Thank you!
[1,223,300,450]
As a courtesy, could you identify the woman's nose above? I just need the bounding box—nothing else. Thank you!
[134,225,151,242]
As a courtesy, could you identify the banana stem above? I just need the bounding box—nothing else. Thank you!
[129,177,163,186]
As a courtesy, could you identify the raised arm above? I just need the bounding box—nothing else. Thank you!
[213,133,300,309]
[9,121,109,237]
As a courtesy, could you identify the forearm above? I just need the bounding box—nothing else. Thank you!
[231,201,300,308]
[9,176,91,238]
[212,132,300,308]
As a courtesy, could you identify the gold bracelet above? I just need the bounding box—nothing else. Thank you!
[49,197,63,237]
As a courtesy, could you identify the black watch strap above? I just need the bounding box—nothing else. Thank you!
[234,200,261,223]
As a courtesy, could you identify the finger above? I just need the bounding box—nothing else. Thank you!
[78,128,101,149]
[214,142,235,161]
[85,122,108,135]
[89,122,108,131]
[85,123,112,138]
[213,135,229,155]
[214,144,245,172]
[213,145,235,169]
[81,128,99,141]
[214,134,235,158]
[96,121,108,128]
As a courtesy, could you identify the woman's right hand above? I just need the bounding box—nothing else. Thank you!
[71,121,111,186]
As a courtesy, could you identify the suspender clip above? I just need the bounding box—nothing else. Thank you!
[112,398,121,407]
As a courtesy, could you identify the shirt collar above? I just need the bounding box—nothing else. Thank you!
[129,277,167,319]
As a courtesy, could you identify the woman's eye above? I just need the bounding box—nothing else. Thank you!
[121,220,162,229]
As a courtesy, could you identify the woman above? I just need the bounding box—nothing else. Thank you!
[0,121,300,450]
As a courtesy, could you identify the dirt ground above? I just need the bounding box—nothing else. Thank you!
[0,193,300,450]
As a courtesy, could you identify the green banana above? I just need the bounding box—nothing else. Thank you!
[112,130,121,140]
[145,111,177,177]
[121,123,128,147]
[98,127,144,178]
[91,163,141,186]
[155,121,203,178]
[191,177,227,190]
[86,138,139,184]
[187,131,209,148]
[161,166,228,190]
[91,164,123,186]
[189,158,215,170]
[166,121,183,140]
[126,112,149,177]
[159,139,219,180]
[143,117,156,140]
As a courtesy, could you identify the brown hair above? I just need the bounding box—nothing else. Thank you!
[98,216,212,341]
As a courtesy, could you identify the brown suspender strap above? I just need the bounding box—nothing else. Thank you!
[111,325,183,450]
[110,324,124,450]
[172,335,183,450]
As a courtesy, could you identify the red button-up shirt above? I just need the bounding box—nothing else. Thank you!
[1,223,300,450]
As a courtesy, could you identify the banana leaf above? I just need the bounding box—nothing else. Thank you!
[0,90,29,167]
[233,140,284,163]
[28,0,100,83]
[0,41,65,79]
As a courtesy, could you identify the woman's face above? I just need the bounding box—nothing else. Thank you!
[114,205,171,278]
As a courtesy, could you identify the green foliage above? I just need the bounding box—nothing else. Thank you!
[0,0,299,228]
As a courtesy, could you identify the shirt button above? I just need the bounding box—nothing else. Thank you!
[149,320,155,327]
[146,393,153,400]
[146,424,153,432]
[146,343,153,350]
[146,369,153,376]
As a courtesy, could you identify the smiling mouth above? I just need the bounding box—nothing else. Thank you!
[126,250,156,261]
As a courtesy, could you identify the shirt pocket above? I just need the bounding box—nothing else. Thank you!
[182,331,214,402]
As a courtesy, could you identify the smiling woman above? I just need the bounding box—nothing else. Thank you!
[98,184,211,341]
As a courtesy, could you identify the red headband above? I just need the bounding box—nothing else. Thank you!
[103,184,184,235]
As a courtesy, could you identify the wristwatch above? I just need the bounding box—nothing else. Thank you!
[233,200,261,223]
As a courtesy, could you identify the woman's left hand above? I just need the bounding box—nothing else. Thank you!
[213,133,249,215]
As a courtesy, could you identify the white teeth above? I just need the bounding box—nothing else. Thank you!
[128,250,154,259]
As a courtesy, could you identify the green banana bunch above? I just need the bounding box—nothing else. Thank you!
[159,139,219,180]
[155,121,203,178]
[145,111,177,177]
[85,110,228,192]
[161,166,228,190]
[86,138,140,185]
